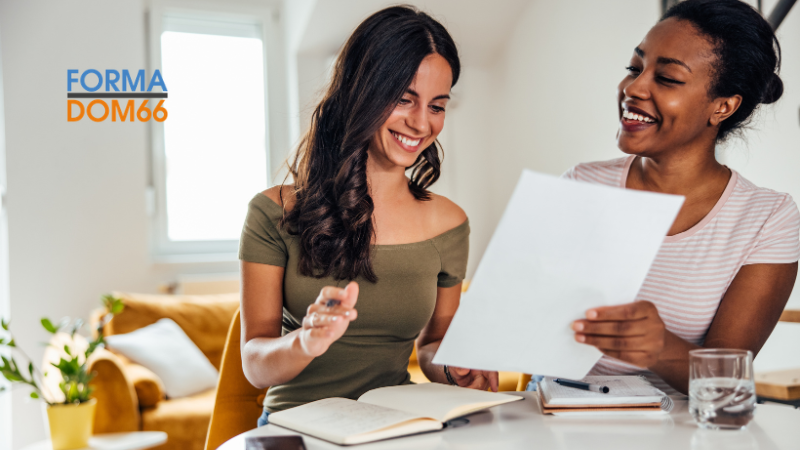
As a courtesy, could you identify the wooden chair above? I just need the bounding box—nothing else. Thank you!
[780,309,800,323]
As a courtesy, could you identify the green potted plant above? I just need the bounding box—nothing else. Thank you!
[0,294,124,450]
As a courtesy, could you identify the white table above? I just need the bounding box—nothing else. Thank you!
[21,432,168,450]
[218,392,800,450]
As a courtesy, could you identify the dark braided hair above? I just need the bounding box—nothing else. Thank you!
[662,0,783,141]
[281,6,460,282]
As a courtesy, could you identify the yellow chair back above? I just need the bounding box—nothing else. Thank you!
[204,309,267,450]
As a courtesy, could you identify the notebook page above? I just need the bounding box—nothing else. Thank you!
[268,398,441,444]
[358,383,522,422]
[541,376,665,405]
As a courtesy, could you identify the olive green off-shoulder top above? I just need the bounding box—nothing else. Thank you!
[239,193,469,413]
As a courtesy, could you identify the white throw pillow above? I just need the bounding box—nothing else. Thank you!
[105,318,219,398]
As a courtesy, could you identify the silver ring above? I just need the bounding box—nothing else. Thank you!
[310,313,318,328]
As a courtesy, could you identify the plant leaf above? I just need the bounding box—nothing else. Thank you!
[2,372,22,382]
[28,362,34,377]
[41,318,57,334]
[7,339,15,348]
[1,318,8,331]
[30,391,39,399]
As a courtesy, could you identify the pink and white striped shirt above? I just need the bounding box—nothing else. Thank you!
[563,156,800,394]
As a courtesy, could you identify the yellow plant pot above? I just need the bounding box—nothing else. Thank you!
[46,398,97,450]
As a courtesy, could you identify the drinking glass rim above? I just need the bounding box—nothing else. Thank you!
[689,348,753,359]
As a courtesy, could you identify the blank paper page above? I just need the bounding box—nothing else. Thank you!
[433,170,683,379]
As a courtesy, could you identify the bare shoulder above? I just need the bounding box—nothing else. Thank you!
[427,193,467,234]
[261,185,296,211]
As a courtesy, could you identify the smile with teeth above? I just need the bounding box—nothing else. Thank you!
[391,131,422,147]
[622,110,656,123]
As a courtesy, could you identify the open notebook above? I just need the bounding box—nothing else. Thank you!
[538,376,673,415]
[268,383,522,445]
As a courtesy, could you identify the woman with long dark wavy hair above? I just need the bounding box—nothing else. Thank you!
[238,6,497,424]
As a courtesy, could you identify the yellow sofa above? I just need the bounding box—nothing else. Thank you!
[88,292,240,450]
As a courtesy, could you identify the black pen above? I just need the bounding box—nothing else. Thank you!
[553,378,610,394]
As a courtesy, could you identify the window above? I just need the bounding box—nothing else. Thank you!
[152,14,269,258]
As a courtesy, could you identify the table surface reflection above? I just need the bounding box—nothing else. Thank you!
[218,392,800,450]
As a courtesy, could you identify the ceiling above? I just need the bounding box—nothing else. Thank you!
[296,0,533,66]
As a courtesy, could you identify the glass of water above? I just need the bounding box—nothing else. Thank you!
[689,349,756,430]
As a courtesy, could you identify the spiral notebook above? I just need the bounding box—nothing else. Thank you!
[538,376,673,415]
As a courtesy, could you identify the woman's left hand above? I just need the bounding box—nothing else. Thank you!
[449,367,499,392]
[572,300,666,369]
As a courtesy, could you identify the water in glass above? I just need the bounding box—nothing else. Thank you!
[690,377,755,429]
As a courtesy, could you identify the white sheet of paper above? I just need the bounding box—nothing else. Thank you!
[433,170,683,379]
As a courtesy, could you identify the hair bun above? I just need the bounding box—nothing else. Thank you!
[763,73,783,104]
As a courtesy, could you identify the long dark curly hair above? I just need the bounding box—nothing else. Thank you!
[280,5,460,282]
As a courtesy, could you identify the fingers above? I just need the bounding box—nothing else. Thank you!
[451,366,471,377]
[466,373,487,390]
[315,286,349,306]
[343,281,359,308]
[572,318,649,336]
[585,301,656,321]
[316,282,360,308]
[488,371,499,392]
[302,311,342,328]
[452,368,496,391]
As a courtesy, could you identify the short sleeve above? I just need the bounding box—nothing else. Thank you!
[238,194,289,267]
[434,221,470,288]
[561,166,578,180]
[745,194,800,265]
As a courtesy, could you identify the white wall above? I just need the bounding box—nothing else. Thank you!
[440,0,660,277]
[0,0,288,446]
[434,67,499,277]
[489,0,659,213]
[719,1,800,307]
[0,18,11,450]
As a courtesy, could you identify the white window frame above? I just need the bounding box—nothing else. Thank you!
[148,4,277,262]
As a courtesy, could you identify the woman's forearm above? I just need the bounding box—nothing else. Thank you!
[242,329,315,389]
[416,340,450,384]
[649,331,700,394]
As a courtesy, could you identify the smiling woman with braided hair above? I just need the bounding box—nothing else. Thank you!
[562,0,799,394]
[238,6,497,425]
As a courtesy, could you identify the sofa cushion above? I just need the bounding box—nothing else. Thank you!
[142,388,216,450]
[107,292,239,370]
[106,318,219,399]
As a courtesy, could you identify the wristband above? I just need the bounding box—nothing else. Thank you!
[443,365,458,386]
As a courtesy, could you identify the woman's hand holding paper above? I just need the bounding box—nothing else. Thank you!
[449,367,500,392]
[299,282,360,357]
[572,300,666,369]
